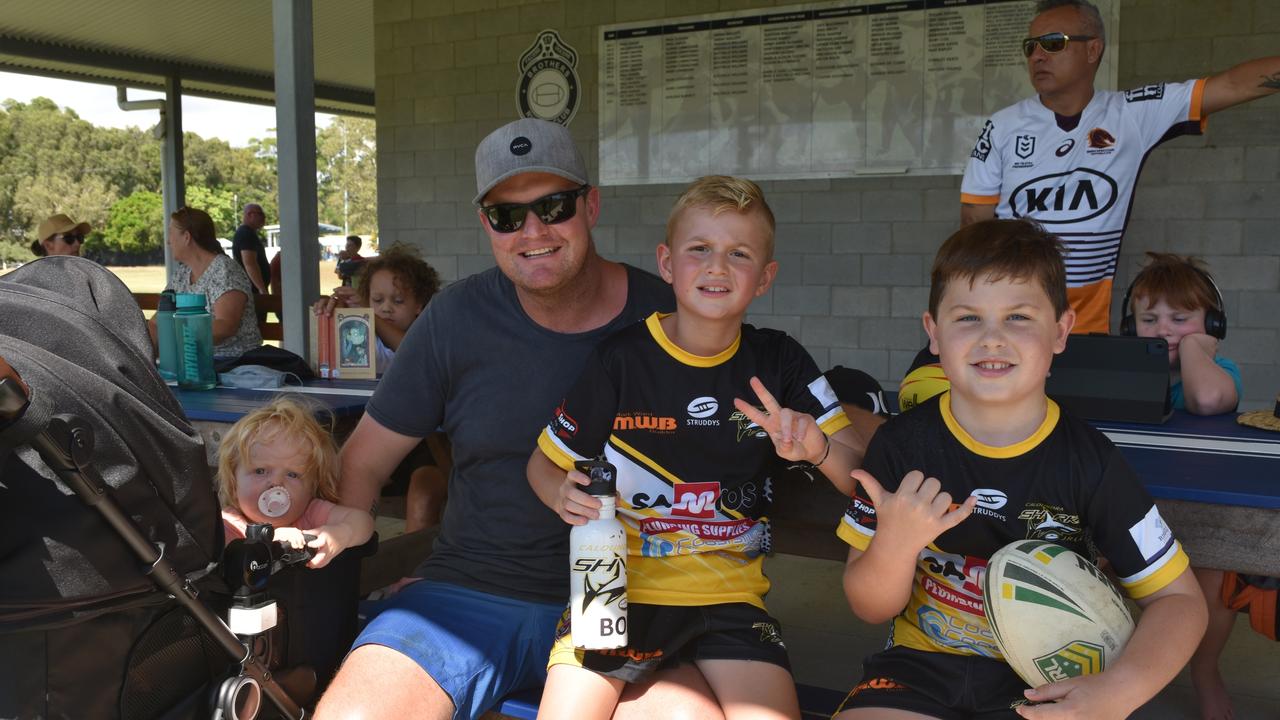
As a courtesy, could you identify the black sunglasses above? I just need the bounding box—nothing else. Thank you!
[479,185,591,233]
[58,233,85,245]
[1021,32,1095,58]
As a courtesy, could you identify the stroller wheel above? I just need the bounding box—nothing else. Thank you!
[216,674,262,720]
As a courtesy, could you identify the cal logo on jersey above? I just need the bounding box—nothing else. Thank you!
[1010,168,1118,224]
[1124,83,1165,102]
[971,120,994,162]
[671,482,720,519]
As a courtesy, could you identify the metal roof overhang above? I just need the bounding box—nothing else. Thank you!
[0,0,373,116]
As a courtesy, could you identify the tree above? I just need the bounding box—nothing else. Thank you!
[186,185,239,237]
[315,117,376,236]
[101,191,163,254]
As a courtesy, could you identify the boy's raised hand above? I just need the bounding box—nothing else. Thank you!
[555,469,603,526]
[733,376,825,464]
[853,468,977,552]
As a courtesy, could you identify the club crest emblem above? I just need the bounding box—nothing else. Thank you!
[517,29,581,126]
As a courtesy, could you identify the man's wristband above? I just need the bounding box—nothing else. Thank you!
[812,434,832,467]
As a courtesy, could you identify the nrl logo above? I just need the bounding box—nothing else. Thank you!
[517,29,581,126]
[1015,135,1036,160]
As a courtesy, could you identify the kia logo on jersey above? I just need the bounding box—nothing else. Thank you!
[671,482,720,519]
[1010,168,1118,224]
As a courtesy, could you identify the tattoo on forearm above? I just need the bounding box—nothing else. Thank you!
[1260,72,1280,90]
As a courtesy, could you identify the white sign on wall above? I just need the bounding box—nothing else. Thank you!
[598,0,1117,185]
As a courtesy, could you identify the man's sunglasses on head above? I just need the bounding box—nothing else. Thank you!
[1022,32,1095,58]
[479,185,591,233]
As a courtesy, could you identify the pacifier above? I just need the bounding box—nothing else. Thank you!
[257,485,293,518]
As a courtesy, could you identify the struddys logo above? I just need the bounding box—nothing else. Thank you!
[517,29,581,126]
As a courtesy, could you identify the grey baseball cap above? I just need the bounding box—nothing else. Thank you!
[473,118,589,205]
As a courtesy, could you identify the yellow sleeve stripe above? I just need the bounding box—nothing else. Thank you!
[961,193,1000,205]
[836,516,873,550]
[819,409,852,436]
[537,430,579,472]
[1119,542,1190,599]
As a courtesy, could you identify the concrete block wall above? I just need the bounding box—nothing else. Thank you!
[373,0,1280,409]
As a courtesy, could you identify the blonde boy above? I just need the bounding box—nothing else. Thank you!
[527,176,870,719]
[835,219,1206,719]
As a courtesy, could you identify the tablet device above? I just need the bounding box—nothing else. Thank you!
[1047,335,1171,424]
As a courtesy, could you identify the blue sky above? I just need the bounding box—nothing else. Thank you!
[1,70,334,147]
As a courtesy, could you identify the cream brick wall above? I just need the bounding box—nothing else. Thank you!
[374,0,1280,409]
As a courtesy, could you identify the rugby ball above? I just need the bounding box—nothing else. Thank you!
[983,540,1134,688]
[898,363,949,411]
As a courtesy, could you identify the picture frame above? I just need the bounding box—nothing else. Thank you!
[310,307,377,379]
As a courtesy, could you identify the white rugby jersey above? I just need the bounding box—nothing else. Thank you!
[961,79,1206,334]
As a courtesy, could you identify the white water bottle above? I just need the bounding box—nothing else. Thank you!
[570,459,628,649]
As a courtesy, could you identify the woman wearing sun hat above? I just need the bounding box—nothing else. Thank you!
[29,214,91,258]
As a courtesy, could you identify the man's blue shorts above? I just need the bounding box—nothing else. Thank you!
[354,580,563,720]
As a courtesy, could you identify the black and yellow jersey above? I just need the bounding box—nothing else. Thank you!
[540,313,849,610]
[838,392,1188,659]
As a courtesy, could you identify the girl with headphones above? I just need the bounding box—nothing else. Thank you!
[1121,252,1241,416]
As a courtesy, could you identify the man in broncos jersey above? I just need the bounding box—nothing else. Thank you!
[961,0,1280,334]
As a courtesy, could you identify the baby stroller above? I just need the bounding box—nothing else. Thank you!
[0,258,369,719]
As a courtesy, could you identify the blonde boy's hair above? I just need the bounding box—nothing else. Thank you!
[665,175,776,258]
[1128,252,1218,314]
[215,396,341,511]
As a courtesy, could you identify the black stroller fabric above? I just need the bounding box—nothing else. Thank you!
[1,257,225,718]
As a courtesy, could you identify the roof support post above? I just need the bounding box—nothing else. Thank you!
[162,74,184,277]
[272,0,320,358]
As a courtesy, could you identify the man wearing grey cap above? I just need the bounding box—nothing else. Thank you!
[315,119,679,720]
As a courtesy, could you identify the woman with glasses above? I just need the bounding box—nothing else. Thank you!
[150,206,262,360]
[30,214,90,257]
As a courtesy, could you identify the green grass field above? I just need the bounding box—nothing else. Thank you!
[3,261,343,297]
[104,262,343,296]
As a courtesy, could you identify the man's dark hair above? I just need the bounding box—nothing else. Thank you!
[346,235,362,250]
[929,219,1069,320]
[1035,0,1106,45]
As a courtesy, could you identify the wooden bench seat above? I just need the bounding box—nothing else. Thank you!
[133,291,284,341]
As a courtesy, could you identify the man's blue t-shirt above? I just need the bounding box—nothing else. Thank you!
[1171,355,1242,411]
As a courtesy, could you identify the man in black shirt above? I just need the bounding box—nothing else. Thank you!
[231,203,270,295]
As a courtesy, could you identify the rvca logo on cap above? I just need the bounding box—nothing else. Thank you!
[510,136,532,156]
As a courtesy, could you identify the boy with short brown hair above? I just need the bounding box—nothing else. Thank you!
[528,175,872,719]
[834,219,1206,719]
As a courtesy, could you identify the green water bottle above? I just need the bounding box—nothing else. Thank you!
[156,289,179,381]
[175,292,216,390]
